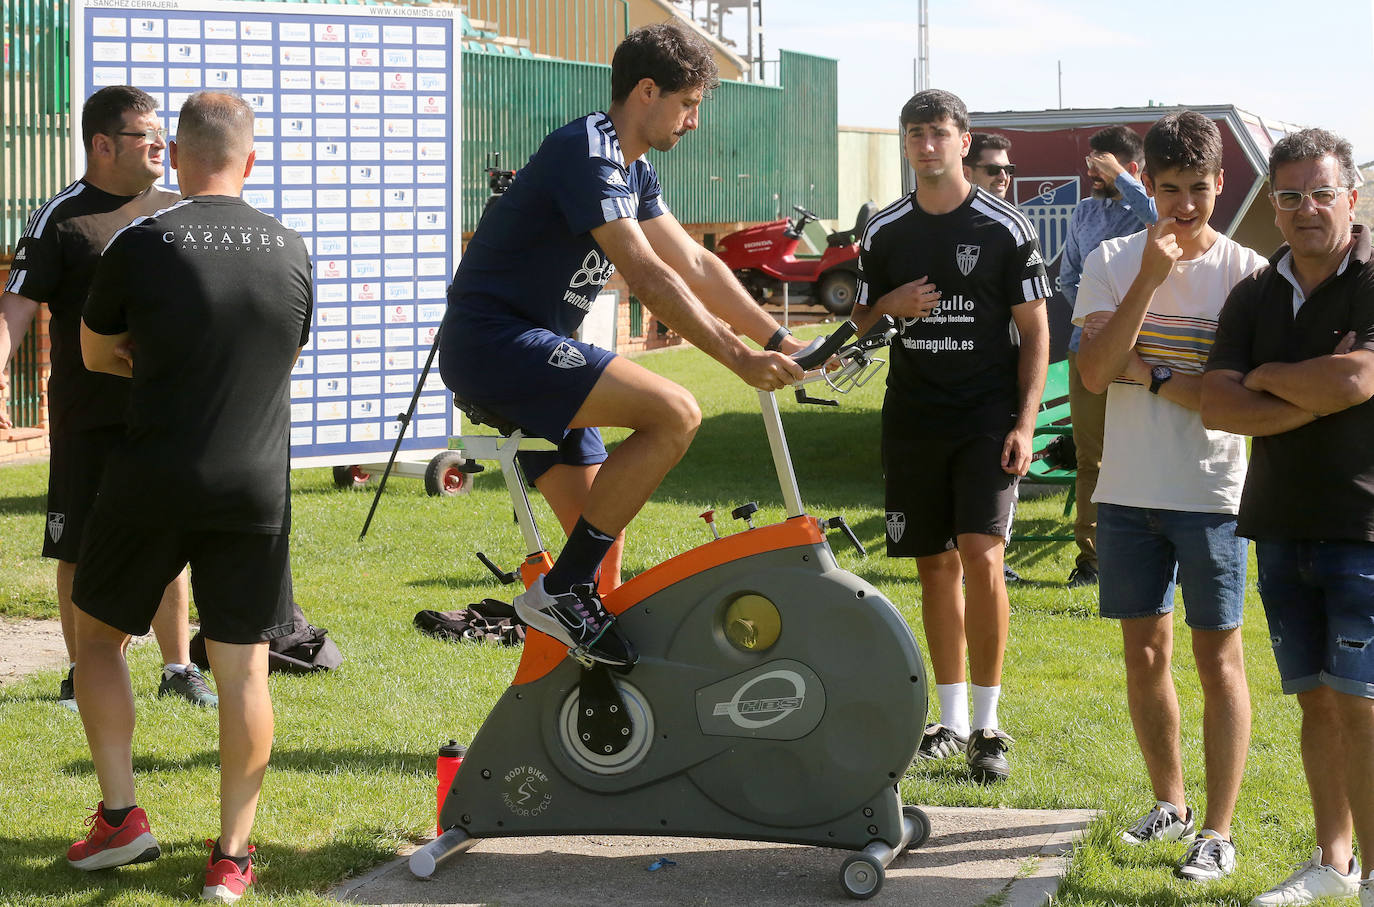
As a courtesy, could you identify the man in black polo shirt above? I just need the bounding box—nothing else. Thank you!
[66,92,311,904]
[852,89,1050,783]
[0,85,215,708]
[1202,128,1374,907]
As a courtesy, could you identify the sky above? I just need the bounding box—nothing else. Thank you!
[751,0,1374,165]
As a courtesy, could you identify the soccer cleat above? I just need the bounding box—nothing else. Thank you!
[514,577,637,668]
[1176,831,1236,882]
[916,723,968,761]
[1066,563,1099,588]
[66,802,161,870]
[1120,801,1195,845]
[965,727,1013,783]
[58,665,78,712]
[158,664,219,707]
[1249,847,1360,906]
[202,841,256,903]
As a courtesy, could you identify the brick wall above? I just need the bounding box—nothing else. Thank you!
[0,263,53,464]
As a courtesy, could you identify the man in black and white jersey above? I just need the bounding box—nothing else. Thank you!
[0,85,215,709]
[68,91,311,902]
[852,89,1049,783]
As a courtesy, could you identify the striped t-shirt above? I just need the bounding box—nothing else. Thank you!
[1073,230,1267,513]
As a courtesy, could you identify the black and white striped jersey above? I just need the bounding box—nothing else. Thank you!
[857,185,1049,438]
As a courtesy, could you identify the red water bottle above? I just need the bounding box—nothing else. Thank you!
[435,740,466,835]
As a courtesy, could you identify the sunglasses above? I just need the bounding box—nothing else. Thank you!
[115,127,168,144]
[977,163,1015,177]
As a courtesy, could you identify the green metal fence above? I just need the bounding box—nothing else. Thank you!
[461,49,838,227]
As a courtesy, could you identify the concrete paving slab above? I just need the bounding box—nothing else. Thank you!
[333,807,1099,907]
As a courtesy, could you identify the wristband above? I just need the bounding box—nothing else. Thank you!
[765,326,791,352]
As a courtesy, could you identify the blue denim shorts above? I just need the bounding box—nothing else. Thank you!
[1255,540,1374,699]
[1097,503,1248,630]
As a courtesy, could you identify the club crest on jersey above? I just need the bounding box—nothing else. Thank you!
[47,512,65,542]
[548,343,587,370]
[886,511,906,542]
[956,244,981,276]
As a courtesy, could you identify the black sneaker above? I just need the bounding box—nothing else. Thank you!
[514,577,637,668]
[1003,565,1023,584]
[916,723,968,760]
[1067,563,1099,588]
[966,728,1013,783]
[59,666,78,712]
[158,664,219,707]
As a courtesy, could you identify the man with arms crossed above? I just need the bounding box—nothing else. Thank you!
[1058,125,1157,588]
[1202,128,1374,907]
[439,23,803,667]
[853,89,1049,782]
[0,86,215,708]
[1075,111,1265,882]
[67,92,310,904]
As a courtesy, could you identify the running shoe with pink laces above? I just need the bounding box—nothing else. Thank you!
[66,802,161,870]
[202,840,256,903]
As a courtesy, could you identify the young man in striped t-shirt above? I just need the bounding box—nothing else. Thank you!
[1074,111,1266,883]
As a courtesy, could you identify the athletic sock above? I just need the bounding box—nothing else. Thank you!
[162,663,186,679]
[102,805,136,827]
[543,517,617,595]
[935,682,969,737]
[212,840,251,872]
[971,683,1001,732]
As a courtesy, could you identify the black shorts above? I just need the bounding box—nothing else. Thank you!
[42,426,125,561]
[73,507,294,644]
[883,433,1018,558]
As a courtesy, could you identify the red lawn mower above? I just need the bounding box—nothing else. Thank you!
[714,203,876,316]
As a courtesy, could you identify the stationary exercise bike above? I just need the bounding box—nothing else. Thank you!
[410,318,930,899]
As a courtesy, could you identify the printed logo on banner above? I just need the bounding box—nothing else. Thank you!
[1013,177,1081,267]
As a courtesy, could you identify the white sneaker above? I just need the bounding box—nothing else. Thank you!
[1250,847,1360,906]
[1120,800,1195,845]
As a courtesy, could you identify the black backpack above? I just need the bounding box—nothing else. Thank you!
[190,600,342,674]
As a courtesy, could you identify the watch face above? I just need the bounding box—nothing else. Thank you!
[1151,365,1172,381]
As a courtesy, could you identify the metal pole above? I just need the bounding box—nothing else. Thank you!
[1058,60,1063,108]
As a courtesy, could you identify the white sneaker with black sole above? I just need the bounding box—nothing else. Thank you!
[916,723,968,761]
[1176,831,1236,882]
[1120,800,1195,845]
[1250,847,1360,906]
[514,576,636,667]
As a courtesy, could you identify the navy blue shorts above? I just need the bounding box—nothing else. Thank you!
[439,311,615,451]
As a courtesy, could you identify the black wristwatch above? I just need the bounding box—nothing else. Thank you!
[765,326,792,352]
[1149,365,1173,395]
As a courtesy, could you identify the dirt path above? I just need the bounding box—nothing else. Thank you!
[0,618,69,687]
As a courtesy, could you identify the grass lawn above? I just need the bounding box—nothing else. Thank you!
[0,325,1346,906]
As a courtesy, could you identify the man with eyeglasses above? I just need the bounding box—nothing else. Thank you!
[963,132,1014,199]
[0,85,215,709]
[1059,125,1158,589]
[1202,128,1374,907]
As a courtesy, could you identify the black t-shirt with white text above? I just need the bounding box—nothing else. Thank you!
[857,186,1050,439]
[4,180,180,434]
[83,196,313,533]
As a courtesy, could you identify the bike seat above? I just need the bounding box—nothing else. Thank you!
[452,395,523,437]
[825,201,878,248]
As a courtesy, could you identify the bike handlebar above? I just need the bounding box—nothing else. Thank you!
[790,320,857,370]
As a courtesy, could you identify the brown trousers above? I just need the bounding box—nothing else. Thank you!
[1066,351,1106,569]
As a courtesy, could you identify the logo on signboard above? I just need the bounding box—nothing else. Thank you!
[1013,177,1080,267]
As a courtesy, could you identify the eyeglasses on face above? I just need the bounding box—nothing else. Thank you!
[978,163,1015,177]
[1271,186,1348,211]
[115,127,168,144]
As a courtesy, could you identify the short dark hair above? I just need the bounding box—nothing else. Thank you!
[1089,125,1143,165]
[610,23,719,104]
[968,132,1011,162]
[899,89,969,133]
[177,92,255,167]
[1268,127,1360,190]
[1143,111,1223,178]
[82,85,157,152]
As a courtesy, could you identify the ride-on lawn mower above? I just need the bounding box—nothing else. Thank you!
[714,202,877,316]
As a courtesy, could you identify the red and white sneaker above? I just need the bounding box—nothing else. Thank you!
[202,840,256,903]
[66,802,161,870]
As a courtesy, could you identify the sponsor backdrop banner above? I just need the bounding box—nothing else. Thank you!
[72,0,461,468]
